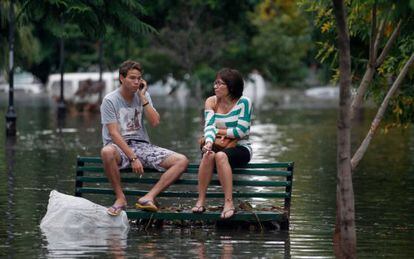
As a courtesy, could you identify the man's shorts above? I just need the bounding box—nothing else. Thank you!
[111,140,176,171]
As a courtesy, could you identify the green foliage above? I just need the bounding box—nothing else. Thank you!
[3,0,318,96]
[15,0,155,82]
[250,0,312,87]
[300,0,414,125]
[136,0,260,96]
[23,0,155,39]
[0,1,40,78]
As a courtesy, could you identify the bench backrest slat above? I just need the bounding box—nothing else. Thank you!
[77,157,292,169]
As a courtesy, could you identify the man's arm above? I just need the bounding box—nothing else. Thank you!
[106,123,144,174]
[106,123,136,161]
[142,101,160,127]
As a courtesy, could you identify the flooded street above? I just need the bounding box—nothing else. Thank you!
[1,91,413,258]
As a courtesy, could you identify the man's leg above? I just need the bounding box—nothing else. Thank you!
[138,153,188,203]
[192,152,215,212]
[101,145,126,211]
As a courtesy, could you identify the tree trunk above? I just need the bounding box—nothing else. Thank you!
[332,0,357,258]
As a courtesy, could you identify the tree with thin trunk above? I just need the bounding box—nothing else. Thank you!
[331,0,356,257]
[302,0,414,257]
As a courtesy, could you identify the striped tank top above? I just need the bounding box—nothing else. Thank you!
[204,96,253,157]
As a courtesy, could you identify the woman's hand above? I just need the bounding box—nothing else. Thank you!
[202,142,214,154]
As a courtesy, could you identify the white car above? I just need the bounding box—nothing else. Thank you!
[45,72,119,104]
[0,72,43,94]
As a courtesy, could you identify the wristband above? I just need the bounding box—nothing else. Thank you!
[130,156,138,163]
[143,102,149,107]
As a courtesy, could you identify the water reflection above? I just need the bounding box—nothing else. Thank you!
[5,136,16,257]
[129,228,291,258]
[41,227,128,257]
[250,123,287,161]
[194,240,234,259]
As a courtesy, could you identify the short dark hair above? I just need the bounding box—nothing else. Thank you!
[119,60,142,84]
[216,68,244,99]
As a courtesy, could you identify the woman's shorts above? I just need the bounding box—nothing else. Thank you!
[221,145,251,168]
[110,140,176,171]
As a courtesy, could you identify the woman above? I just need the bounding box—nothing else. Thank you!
[192,68,253,219]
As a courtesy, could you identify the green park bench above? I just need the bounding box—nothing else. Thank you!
[75,156,294,230]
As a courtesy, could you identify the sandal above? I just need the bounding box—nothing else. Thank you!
[107,204,127,216]
[192,205,206,214]
[135,199,158,212]
[220,207,236,219]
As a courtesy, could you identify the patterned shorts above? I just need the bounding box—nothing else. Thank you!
[111,140,176,171]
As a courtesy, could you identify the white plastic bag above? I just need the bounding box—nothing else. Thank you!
[40,190,129,256]
[40,190,129,230]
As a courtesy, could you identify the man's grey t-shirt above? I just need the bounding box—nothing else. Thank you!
[100,88,154,145]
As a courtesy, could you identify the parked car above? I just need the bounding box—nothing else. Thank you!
[0,71,43,94]
[46,72,119,105]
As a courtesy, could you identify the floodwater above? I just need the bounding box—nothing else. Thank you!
[0,91,413,258]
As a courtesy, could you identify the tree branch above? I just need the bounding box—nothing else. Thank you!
[369,1,377,65]
[351,52,414,170]
[376,20,402,67]
[350,3,380,120]
[350,18,401,121]
[373,19,385,59]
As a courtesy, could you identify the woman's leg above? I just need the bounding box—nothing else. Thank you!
[192,152,215,212]
[215,151,235,218]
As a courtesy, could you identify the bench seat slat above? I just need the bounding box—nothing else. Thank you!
[77,176,291,187]
[125,210,287,222]
[77,187,290,198]
[77,166,292,176]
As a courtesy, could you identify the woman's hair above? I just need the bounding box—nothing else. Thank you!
[216,68,244,99]
[119,60,142,84]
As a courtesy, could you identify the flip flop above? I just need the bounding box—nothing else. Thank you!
[220,208,236,219]
[191,205,206,214]
[107,204,126,216]
[135,199,158,212]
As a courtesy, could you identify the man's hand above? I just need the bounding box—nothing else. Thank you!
[138,79,148,97]
[131,159,144,177]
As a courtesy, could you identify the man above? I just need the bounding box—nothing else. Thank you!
[100,60,188,216]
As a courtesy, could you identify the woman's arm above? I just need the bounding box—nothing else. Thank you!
[225,97,252,139]
[203,96,217,143]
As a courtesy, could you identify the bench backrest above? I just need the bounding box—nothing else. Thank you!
[75,156,294,213]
